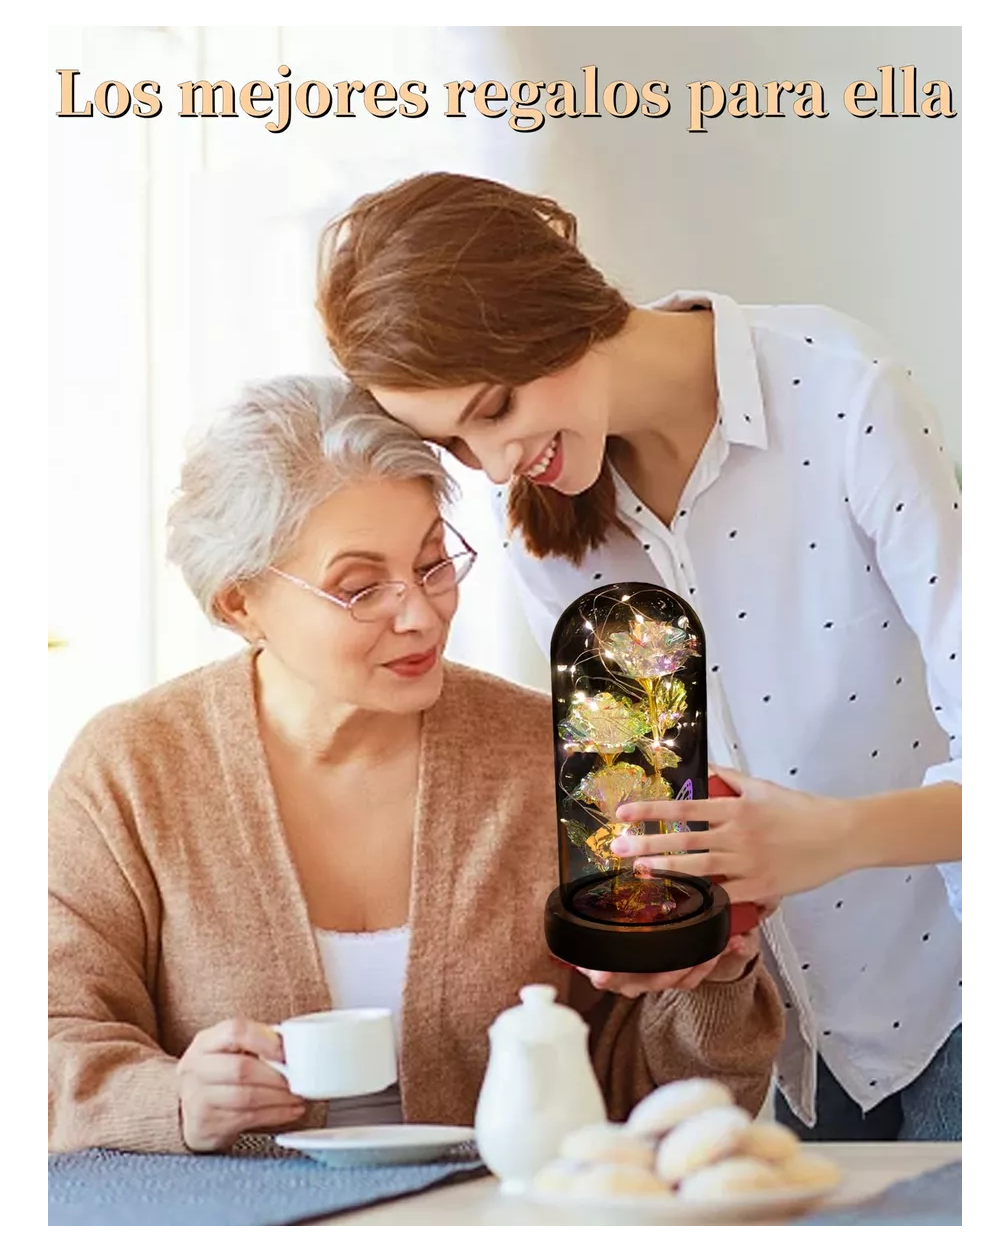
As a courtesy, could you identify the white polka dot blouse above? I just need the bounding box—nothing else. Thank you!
[490,290,962,1128]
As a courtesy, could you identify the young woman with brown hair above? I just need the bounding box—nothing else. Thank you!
[315,171,961,1143]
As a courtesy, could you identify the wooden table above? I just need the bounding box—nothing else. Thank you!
[314,1142,961,1226]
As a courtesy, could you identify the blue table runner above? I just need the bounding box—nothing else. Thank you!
[49,1138,487,1226]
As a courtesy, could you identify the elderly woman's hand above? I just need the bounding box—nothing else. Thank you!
[612,765,852,904]
[576,930,761,1000]
[177,1018,307,1152]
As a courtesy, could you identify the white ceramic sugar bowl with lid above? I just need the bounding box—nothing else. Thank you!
[474,983,606,1192]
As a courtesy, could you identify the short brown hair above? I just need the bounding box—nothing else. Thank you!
[317,171,633,563]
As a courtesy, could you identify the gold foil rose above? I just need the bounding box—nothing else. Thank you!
[559,602,699,872]
[572,762,673,819]
[600,614,700,679]
[559,691,652,760]
[567,765,673,870]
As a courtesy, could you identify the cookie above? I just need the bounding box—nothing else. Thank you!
[777,1150,842,1190]
[559,1122,655,1168]
[627,1078,734,1138]
[738,1120,802,1162]
[679,1156,784,1202]
[532,1159,585,1195]
[570,1162,671,1199]
[655,1104,752,1183]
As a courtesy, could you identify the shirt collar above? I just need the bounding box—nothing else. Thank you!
[646,290,768,450]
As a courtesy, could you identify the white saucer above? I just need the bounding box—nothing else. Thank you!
[275,1124,477,1168]
[527,1178,842,1224]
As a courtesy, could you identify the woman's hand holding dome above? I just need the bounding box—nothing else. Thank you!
[613,766,852,904]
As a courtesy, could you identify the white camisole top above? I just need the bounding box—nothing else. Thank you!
[312,924,410,1127]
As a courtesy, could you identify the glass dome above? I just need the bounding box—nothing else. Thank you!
[548,581,710,930]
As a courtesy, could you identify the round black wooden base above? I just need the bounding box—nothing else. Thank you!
[544,875,731,973]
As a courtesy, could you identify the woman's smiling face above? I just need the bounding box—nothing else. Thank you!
[371,351,612,497]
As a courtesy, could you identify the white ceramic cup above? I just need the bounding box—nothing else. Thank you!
[266,1008,398,1101]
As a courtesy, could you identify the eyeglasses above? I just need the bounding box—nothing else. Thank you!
[267,521,477,624]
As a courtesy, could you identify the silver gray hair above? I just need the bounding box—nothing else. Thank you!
[166,374,457,624]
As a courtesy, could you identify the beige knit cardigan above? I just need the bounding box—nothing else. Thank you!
[49,651,783,1153]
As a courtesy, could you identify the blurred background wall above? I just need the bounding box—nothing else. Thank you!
[48,25,961,775]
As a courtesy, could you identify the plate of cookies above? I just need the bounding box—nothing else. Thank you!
[528,1078,843,1223]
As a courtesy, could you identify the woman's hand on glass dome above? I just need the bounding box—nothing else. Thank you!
[575,931,759,999]
[612,765,852,903]
[614,764,962,903]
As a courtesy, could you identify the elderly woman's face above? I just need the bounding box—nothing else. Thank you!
[245,478,459,714]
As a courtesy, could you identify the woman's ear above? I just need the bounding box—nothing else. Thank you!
[215,581,264,645]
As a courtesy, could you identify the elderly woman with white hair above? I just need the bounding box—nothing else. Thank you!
[48,376,783,1155]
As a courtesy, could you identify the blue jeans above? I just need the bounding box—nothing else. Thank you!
[775,1025,962,1141]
